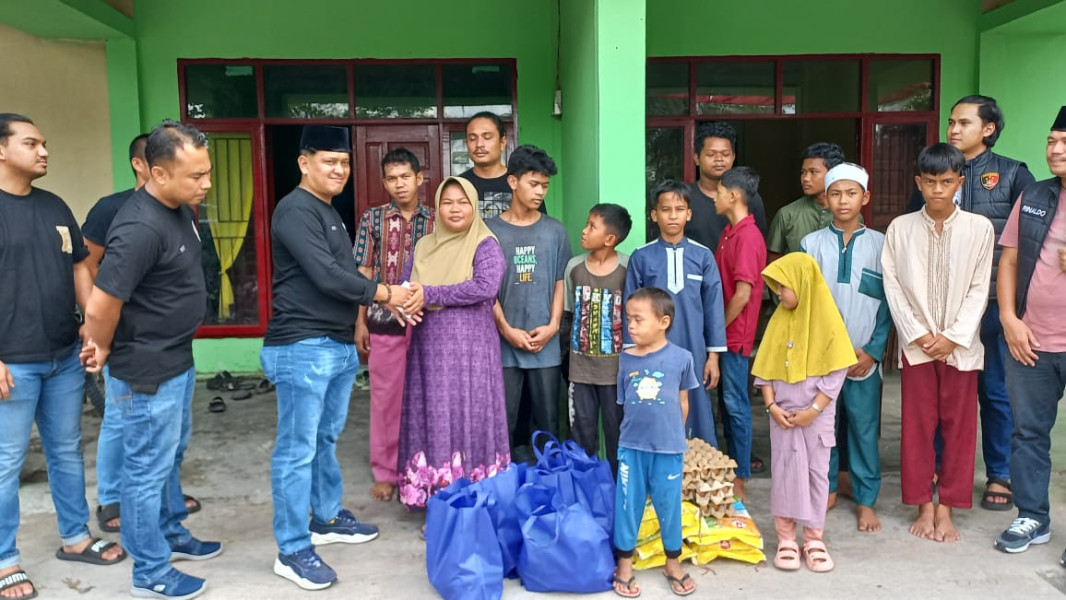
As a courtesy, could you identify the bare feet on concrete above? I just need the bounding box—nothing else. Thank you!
[370,482,395,502]
[856,505,881,532]
[933,504,960,543]
[909,502,936,540]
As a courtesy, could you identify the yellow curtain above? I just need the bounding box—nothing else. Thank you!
[205,133,254,320]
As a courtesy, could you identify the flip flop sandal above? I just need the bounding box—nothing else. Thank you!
[750,455,767,475]
[184,495,202,515]
[612,574,641,598]
[255,379,276,395]
[96,503,121,533]
[208,396,226,413]
[55,538,126,566]
[803,540,835,573]
[206,373,224,390]
[0,570,37,600]
[773,540,801,571]
[981,478,1014,511]
[231,390,253,401]
[663,573,695,597]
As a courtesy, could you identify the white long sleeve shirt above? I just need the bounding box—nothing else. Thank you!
[881,207,994,371]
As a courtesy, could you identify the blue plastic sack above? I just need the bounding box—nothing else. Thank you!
[514,482,614,593]
[469,463,529,578]
[425,479,504,600]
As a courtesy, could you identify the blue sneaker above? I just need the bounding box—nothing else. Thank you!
[995,517,1051,553]
[309,508,379,545]
[274,547,336,591]
[170,538,223,561]
[131,568,206,599]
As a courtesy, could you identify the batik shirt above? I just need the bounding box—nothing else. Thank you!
[802,224,893,381]
[564,252,629,386]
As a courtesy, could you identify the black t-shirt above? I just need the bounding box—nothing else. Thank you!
[0,187,88,363]
[95,189,206,385]
[82,187,135,245]
[683,182,768,250]
[460,168,548,219]
[264,187,377,346]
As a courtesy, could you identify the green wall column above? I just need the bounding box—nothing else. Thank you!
[106,37,140,189]
[595,0,646,252]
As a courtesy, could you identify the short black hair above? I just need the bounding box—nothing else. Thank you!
[720,166,760,203]
[144,120,208,168]
[465,111,506,137]
[506,144,557,179]
[627,287,675,332]
[650,179,690,211]
[381,147,421,175]
[694,121,737,154]
[129,134,149,163]
[589,203,632,244]
[0,113,34,145]
[917,143,965,176]
[801,142,845,170]
[953,95,1004,147]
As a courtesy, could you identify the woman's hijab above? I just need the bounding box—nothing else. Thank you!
[410,176,496,288]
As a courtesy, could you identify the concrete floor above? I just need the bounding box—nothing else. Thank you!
[13,374,1066,599]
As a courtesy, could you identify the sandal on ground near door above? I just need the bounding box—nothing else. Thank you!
[208,396,226,413]
[981,478,1013,511]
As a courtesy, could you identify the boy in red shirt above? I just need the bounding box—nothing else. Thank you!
[713,166,767,500]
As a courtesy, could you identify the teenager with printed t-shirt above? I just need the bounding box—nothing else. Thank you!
[260,125,422,592]
[460,111,547,220]
[83,120,219,599]
[0,113,125,600]
[906,96,1036,513]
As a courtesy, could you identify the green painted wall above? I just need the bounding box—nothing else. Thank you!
[645,0,981,136]
[979,2,1066,178]
[106,38,140,189]
[560,0,599,248]
[132,0,563,371]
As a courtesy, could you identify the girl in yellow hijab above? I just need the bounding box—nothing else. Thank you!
[751,253,855,574]
[397,177,511,512]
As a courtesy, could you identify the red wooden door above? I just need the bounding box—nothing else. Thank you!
[355,125,440,218]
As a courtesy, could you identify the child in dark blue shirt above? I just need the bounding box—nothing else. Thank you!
[612,287,699,598]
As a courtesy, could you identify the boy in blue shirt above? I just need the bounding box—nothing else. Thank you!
[625,180,727,447]
[613,287,699,598]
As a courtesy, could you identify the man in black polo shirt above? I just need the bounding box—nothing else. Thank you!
[0,113,126,600]
[83,134,149,276]
[460,111,548,219]
[683,121,768,250]
[263,125,421,591]
[84,120,221,600]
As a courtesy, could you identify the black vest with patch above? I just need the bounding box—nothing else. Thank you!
[1015,177,1062,318]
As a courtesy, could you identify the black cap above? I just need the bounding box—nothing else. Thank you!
[299,126,350,153]
[1053,106,1066,132]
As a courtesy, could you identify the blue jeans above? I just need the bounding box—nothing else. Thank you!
[96,366,123,506]
[977,300,1012,481]
[0,346,91,570]
[718,352,753,479]
[109,368,194,585]
[262,337,359,556]
[1007,351,1066,524]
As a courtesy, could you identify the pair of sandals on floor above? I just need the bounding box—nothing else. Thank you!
[613,572,695,597]
[2,537,127,599]
[774,539,833,572]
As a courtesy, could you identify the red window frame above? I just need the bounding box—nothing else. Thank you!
[646,53,941,224]
[178,58,519,338]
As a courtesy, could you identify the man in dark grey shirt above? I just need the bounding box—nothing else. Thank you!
[263,125,420,591]
[84,120,221,600]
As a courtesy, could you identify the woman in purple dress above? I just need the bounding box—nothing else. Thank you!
[398,176,510,508]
